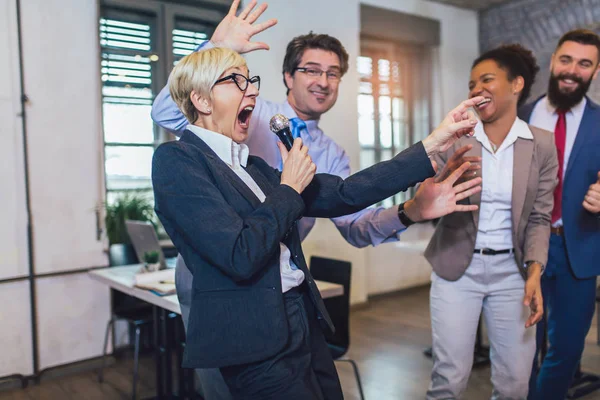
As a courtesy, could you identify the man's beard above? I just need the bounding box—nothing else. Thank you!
[547,72,593,110]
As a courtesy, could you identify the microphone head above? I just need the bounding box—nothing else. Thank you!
[269,114,290,132]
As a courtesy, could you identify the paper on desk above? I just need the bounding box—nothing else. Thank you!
[134,268,174,285]
[134,268,176,295]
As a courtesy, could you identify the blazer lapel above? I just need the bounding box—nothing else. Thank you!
[512,137,533,233]
[245,162,274,196]
[464,137,482,227]
[565,100,598,180]
[180,131,262,208]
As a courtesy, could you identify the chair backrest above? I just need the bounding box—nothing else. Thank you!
[125,220,166,269]
[309,256,352,354]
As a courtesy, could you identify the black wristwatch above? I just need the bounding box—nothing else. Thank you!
[397,202,415,227]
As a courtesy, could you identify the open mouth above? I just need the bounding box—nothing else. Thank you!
[476,98,491,109]
[237,105,254,128]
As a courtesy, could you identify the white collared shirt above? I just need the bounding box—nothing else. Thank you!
[474,117,534,250]
[529,96,586,227]
[186,124,305,293]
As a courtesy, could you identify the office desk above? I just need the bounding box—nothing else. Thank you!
[89,265,343,399]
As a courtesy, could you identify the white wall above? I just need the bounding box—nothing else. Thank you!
[0,0,33,378]
[0,0,110,376]
[246,0,479,303]
[0,0,29,281]
[20,0,108,274]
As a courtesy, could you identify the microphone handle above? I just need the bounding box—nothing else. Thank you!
[275,127,294,151]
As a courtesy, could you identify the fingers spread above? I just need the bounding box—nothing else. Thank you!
[446,161,472,185]
[449,144,473,161]
[228,0,241,16]
[453,176,482,194]
[238,0,256,19]
[246,2,267,23]
[250,18,278,35]
[454,185,482,202]
[454,204,479,212]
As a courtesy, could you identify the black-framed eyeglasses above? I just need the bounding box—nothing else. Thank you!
[213,73,261,91]
[294,67,342,82]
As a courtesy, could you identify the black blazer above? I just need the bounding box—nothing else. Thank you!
[152,130,434,368]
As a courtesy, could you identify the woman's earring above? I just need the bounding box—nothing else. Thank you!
[206,108,212,114]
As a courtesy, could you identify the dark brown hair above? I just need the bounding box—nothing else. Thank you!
[282,32,349,94]
[556,29,600,59]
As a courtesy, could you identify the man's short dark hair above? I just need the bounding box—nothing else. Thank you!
[556,29,600,61]
[282,32,349,94]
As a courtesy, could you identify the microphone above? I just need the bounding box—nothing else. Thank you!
[269,114,294,151]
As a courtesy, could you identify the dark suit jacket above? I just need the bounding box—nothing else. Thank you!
[152,130,434,368]
[519,96,600,279]
[424,124,558,281]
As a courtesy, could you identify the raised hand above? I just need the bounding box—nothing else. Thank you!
[582,171,600,214]
[210,0,278,54]
[422,96,485,156]
[435,144,482,185]
[278,138,316,194]
[404,161,482,222]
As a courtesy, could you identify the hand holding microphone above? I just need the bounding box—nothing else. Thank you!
[270,114,316,194]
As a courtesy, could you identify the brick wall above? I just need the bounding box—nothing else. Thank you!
[479,0,600,103]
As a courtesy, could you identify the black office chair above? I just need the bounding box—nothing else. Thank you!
[310,256,365,400]
[97,243,153,400]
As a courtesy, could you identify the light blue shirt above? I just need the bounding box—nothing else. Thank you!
[150,44,405,248]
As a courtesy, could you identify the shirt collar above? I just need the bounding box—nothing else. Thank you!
[282,100,320,140]
[186,125,249,168]
[473,117,533,154]
[541,95,587,118]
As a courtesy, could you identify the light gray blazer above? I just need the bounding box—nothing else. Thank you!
[424,124,558,281]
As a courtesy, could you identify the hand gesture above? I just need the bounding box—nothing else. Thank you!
[422,96,485,156]
[523,264,543,328]
[404,161,482,222]
[583,171,600,214]
[278,138,316,194]
[210,0,278,53]
[435,145,482,185]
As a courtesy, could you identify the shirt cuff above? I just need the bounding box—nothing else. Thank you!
[196,41,214,52]
[378,205,407,239]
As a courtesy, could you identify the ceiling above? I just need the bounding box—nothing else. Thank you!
[426,0,515,11]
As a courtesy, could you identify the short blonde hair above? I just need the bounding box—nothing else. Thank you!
[168,47,247,123]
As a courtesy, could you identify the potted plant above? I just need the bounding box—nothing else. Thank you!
[105,192,156,266]
[143,250,161,272]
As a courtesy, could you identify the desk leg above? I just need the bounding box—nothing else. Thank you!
[153,306,164,397]
[175,317,187,397]
[162,308,173,395]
